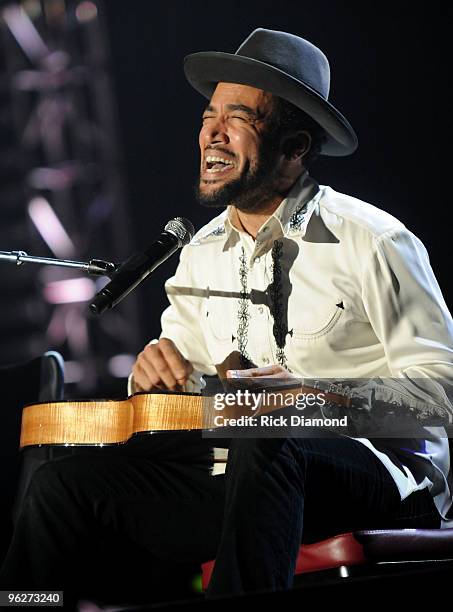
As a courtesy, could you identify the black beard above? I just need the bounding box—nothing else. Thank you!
[194,139,280,212]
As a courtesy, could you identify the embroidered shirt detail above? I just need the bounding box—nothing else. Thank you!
[288,205,307,233]
[209,225,226,237]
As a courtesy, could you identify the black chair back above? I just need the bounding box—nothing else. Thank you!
[0,351,64,558]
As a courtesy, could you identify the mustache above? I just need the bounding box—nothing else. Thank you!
[203,146,238,160]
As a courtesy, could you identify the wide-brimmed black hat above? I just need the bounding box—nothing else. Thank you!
[184,28,358,157]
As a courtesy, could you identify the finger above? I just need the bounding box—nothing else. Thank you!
[273,369,294,379]
[132,361,164,391]
[139,346,174,388]
[143,344,180,390]
[130,367,145,392]
[227,365,282,378]
[158,338,193,384]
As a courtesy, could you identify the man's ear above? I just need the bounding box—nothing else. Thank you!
[282,130,312,161]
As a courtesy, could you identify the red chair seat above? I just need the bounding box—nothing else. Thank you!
[201,527,453,590]
[201,532,366,590]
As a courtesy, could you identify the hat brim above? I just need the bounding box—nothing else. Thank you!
[184,52,358,157]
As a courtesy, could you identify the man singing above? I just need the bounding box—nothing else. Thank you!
[2,28,453,603]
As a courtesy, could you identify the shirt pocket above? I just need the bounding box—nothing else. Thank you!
[202,302,237,369]
[291,299,345,340]
[203,303,235,342]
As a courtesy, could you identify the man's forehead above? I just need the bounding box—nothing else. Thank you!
[209,82,274,112]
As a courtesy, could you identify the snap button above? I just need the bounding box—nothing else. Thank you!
[262,357,269,365]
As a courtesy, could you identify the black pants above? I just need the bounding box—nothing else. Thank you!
[0,431,441,604]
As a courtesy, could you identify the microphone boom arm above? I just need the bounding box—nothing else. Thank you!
[1,218,195,317]
[0,250,118,277]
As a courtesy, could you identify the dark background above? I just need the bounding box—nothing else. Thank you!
[101,0,452,350]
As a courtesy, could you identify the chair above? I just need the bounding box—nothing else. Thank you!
[202,526,453,591]
[0,351,64,557]
[202,440,453,589]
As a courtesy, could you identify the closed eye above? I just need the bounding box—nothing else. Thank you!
[202,114,250,122]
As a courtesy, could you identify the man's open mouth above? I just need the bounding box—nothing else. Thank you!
[205,155,235,173]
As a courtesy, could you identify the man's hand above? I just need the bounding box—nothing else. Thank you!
[226,364,295,380]
[224,364,297,393]
[131,338,194,392]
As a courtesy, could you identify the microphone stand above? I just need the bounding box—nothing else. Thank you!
[0,250,117,278]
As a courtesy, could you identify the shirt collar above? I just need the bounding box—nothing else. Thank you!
[224,170,320,245]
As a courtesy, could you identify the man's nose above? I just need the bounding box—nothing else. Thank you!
[204,117,230,145]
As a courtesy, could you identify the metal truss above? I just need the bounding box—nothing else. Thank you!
[0,0,140,395]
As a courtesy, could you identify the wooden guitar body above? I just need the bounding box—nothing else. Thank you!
[20,384,351,448]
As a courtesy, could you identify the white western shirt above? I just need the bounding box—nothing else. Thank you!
[144,172,453,526]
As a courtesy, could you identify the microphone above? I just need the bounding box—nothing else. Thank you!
[89,217,195,316]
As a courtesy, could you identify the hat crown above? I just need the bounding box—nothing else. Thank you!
[236,28,330,100]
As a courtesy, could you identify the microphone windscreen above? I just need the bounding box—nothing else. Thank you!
[165,217,195,246]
